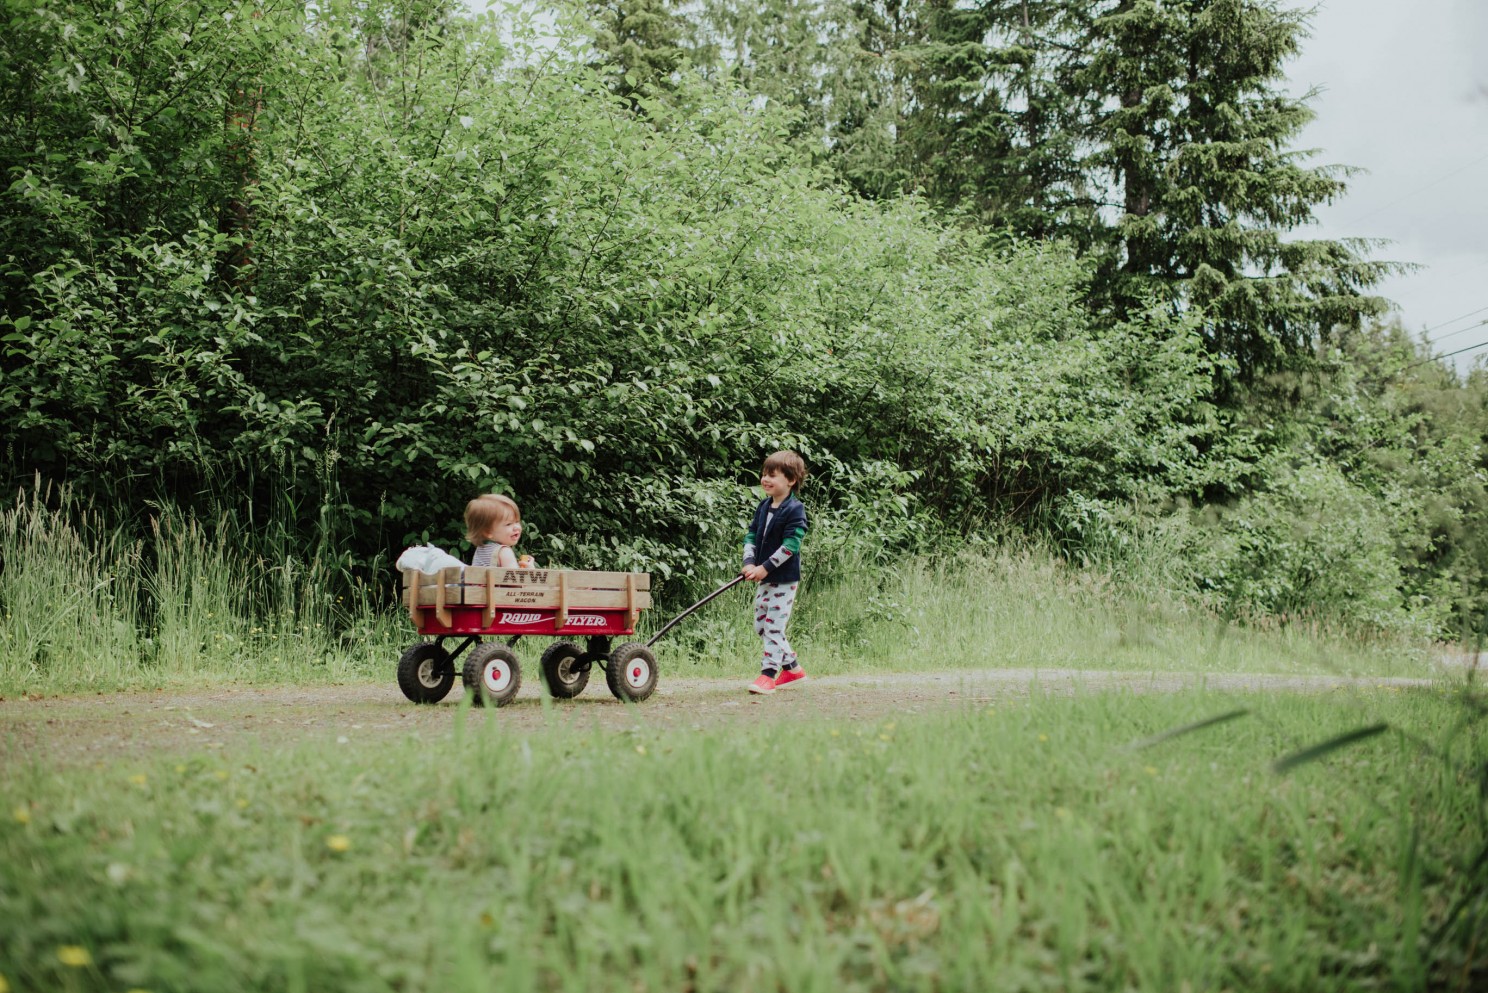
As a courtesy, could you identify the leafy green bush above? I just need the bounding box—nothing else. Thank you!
[1188,460,1418,633]
[1,3,1220,603]
[3,2,1478,636]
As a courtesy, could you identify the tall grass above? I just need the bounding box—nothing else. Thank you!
[143,512,253,677]
[660,545,1434,680]
[0,478,399,693]
[0,479,141,687]
[2,687,1482,991]
[0,482,1440,695]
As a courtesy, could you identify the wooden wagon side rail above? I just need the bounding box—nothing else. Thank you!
[401,568,652,633]
[403,566,462,629]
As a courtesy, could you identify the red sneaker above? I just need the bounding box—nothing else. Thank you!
[748,673,777,695]
[774,668,806,688]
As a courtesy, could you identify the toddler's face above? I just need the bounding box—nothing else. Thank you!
[490,519,523,547]
[760,469,793,501]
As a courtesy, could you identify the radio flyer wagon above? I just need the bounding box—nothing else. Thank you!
[398,566,653,706]
[398,565,664,707]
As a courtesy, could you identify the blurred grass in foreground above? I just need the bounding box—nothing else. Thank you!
[2,686,1483,992]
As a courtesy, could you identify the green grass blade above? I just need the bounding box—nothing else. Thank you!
[1273,723,1390,773]
[1429,840,1488,945]
[1125,708,1251,751]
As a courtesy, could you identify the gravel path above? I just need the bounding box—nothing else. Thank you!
[0,667,1444,768]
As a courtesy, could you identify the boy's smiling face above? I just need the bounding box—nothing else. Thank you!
[760,468,793,503]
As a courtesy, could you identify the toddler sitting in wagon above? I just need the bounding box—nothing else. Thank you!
[465,494,534,569]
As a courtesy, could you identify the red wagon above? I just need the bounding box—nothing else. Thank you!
[397,566,656,706]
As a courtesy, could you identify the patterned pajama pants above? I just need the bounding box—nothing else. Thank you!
[753,582,799,671]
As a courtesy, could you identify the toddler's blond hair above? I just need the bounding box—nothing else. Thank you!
[464,494,521,544]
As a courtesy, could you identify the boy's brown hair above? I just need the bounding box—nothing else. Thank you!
[763,450,807,491]
[464,494,520,544]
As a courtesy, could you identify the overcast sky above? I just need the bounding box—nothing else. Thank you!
[1285,0,1488,368]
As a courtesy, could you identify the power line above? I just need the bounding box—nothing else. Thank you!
[1423,305,1488,344]
[1390,258,1488,300]
[1432,338,1488,363]
[1420,304,1488,336]
[1399,335,1488,374]
[1338,149,1488,229]
[1430,319,1488,347]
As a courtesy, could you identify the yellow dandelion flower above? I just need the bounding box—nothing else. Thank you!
[214,770,229,781]
[12,806,30,825]
[129,774,148,786]
[57,945,92,967]
[236,798,250,809]
[829,729,840,737]
[634,745,647,755]
[1038,734,1049,742]
[326,834,352,853]
[1144,766,1158,776]
[175,764,186,774]
[1054,807,1071,821]
[0,971,10,992]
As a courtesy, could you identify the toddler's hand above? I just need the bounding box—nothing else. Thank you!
[741,564,768,582]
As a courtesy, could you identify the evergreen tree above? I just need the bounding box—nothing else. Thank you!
[892,0,1093,240]
[884,0,1391,379]
[584,0,695,110]
[679,0,909,191]
[656,0,1392,381]
[1064,0,1392,378]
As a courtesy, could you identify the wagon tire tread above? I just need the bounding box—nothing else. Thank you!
[463,642,522,707]
[396,642,455,704]
[540,641,589,699]
[605,642,658,703]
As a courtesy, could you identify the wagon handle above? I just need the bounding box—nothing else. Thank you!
[645,575,746,648]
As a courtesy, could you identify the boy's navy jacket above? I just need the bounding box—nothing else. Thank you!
[745,493,807,584]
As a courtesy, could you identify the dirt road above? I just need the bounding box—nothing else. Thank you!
[0,667,1441,767]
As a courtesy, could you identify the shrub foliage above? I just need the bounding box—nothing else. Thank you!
[1,0,1482,635]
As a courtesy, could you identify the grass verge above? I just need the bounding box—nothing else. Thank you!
[2,685,1483,992]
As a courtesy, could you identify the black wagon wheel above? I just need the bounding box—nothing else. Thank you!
[540,641,590,699]
[396,642,455,704]
[463,642,522,707]
[605,642,658,703]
